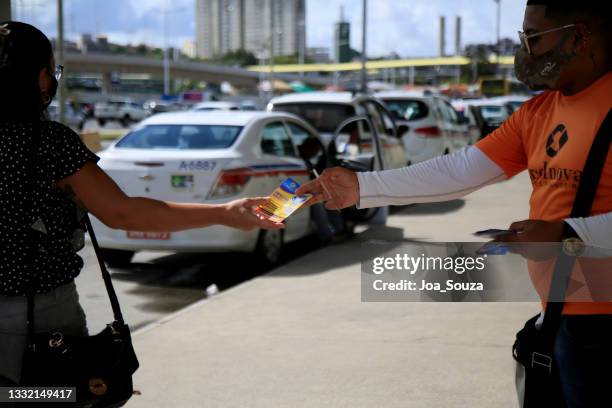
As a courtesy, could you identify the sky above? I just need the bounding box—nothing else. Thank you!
[10,0,525,57]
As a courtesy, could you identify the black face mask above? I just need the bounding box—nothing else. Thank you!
[514,31,576,91]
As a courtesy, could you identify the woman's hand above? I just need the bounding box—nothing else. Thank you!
[220,197,285,231]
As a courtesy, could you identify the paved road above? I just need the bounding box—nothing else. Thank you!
[123,172,538,408]
[75,236,322,334]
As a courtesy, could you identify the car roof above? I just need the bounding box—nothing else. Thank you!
[269,91,356,105]
[193,101,240,108]
[463,99,509,107]
[140,111,301,126]
[374,90,429,100]
[488,95,531,103]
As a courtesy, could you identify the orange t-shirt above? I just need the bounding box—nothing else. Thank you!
[476,72,612,315]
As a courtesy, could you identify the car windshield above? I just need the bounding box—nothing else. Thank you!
[478,106,508,122]
[115,124,243,149]
[381,99,429,121]
[272,103,355,133]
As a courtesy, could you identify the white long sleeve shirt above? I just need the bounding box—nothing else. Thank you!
[356,146,612,249]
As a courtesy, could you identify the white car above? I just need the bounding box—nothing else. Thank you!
[94,98,149,126]
[47,101,85,131]
[267,92,407,170]
[488,95,531,114]
[191,101,241,112]
[92,111,323,266]
[375,91,472,164]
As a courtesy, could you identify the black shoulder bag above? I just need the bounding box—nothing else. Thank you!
[512,109,612,408]
[19,123,139,407]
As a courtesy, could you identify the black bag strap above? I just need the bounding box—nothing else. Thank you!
[25,123,125,344]
[541,108,612,338]
[83,213,125,324]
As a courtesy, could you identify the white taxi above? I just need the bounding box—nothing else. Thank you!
[92,111,322,266]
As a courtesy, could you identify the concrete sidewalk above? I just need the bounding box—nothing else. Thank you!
[127,173,537,408]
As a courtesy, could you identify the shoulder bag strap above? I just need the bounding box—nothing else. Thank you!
[83,214,125,324]
[541,108,612,338]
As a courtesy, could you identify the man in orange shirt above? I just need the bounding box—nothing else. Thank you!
[298,1,611,406]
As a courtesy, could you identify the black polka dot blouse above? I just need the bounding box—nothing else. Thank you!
[0,120,100,296]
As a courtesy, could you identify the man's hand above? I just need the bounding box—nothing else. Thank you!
[221,197,285,231]
[491,219,565,261]
[295,167,359,210]
[493,220,565,243]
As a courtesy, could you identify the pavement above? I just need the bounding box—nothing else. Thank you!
[126,172,537,408]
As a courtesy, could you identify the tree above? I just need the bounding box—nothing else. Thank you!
[220,49,258,67]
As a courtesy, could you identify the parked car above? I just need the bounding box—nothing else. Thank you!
[375,91,472,164]
[143,100,185,115]
[93,111,333,267]
[94,98,149,127]
[454,99,512,139]
[267,92,407,170]
[47,101,85,131]
[488,95,531,114]
[192,101,241,112]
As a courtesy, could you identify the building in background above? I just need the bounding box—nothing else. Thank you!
[334,6,350,63]
[196,0,305,59]
[182,40,197,59]
[307,47,331,63]
[78,34,110,53]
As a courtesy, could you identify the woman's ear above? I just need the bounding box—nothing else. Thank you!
[38,68,51,92]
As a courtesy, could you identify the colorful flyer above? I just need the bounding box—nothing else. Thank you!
[256,178,312,223]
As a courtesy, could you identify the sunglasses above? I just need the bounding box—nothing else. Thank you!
[518,24,576,55]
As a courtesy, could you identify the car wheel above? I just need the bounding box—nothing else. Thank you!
[97,118,106,127]
[121,115,131,127]
[101,249,135,268]
[254,229,284,266]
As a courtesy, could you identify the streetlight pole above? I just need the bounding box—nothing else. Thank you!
[360,0,367,93]
[494,0,501,76]
[162,7,170,96]
[269,0,276,97]
[57,0,65,124]
[298,17,305,79]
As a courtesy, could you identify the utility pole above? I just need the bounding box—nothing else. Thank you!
[360,0,367,93]
[57,0,65,124]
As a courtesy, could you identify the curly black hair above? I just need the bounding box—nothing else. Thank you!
[0,21,54,122]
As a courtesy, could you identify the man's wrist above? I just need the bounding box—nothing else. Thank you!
[562,220,580,239]
[562,220,585,256]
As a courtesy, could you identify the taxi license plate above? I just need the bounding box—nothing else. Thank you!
[126,231,171,240]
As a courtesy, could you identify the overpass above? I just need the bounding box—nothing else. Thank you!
[247,55,515,74]
[64,52,332,90]
[247,56,474,73]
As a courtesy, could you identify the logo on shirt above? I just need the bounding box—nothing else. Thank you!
[545,124,569,158]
